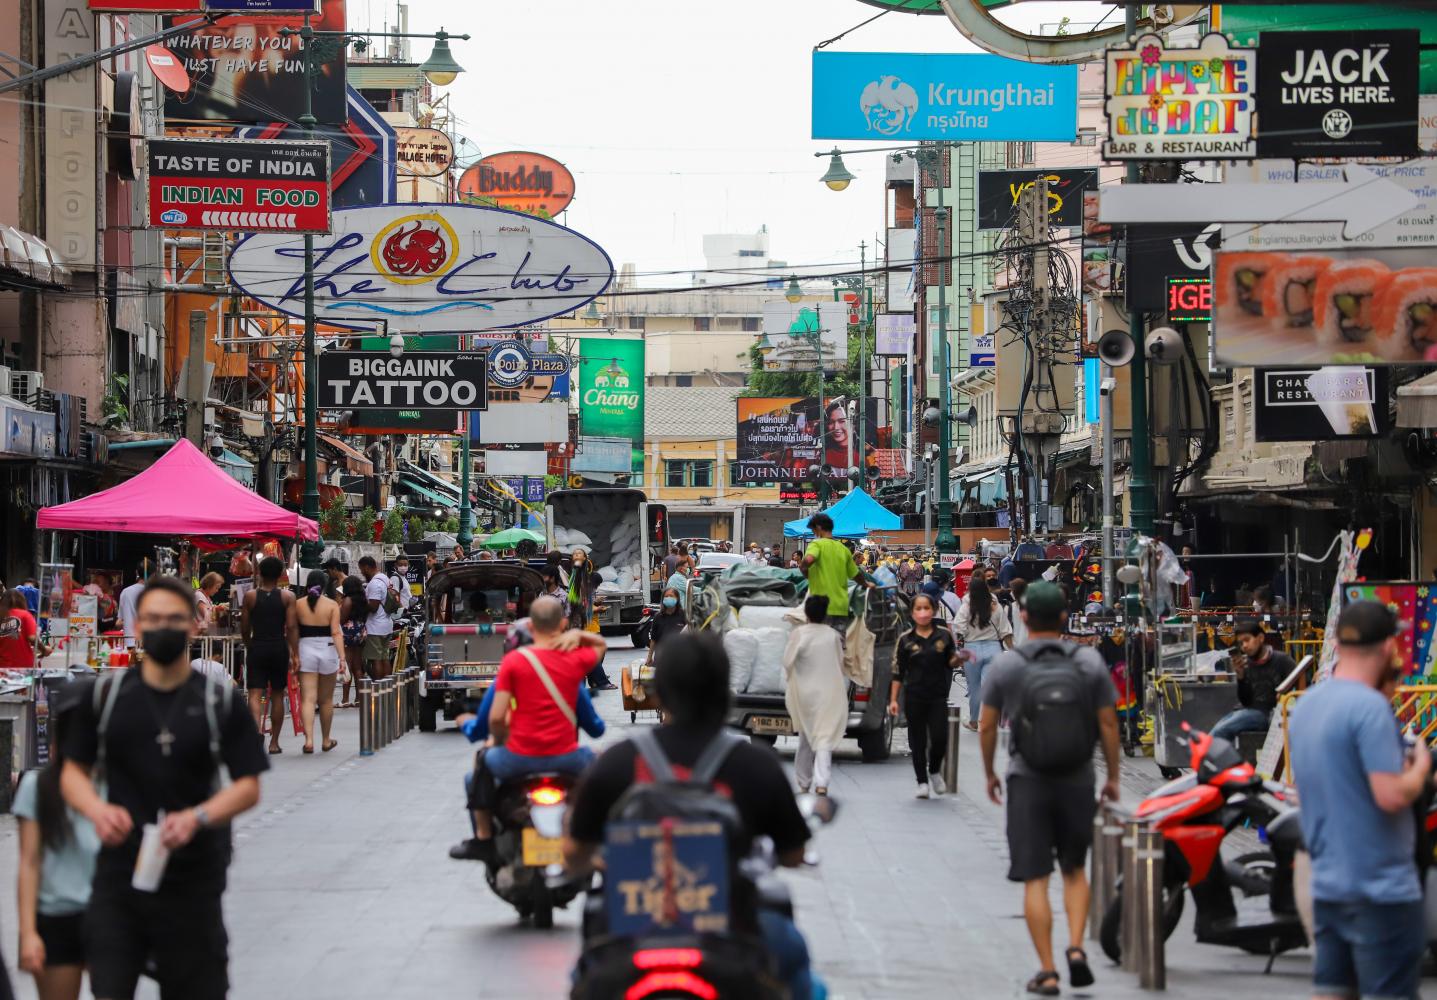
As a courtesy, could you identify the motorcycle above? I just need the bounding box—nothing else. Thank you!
[1101,724,1307,968]
[570,794,836,1000]
[487,771,583,928]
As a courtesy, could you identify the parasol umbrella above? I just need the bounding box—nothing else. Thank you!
[480,527,544,551]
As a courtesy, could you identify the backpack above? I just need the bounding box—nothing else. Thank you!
[1011,641,1098,775]
[603,729,746,935]
[93,667,235,793]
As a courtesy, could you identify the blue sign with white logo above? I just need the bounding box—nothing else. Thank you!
[812,51,1078,142]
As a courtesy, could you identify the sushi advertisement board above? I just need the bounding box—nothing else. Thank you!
[1212,246,1437,365]
[1253,367,1390,442]
[1256,31,1419,160]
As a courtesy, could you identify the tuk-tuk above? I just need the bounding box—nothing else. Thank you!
[418,561,546,732]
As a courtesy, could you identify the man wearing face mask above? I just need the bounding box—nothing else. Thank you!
[59,576,268,1000]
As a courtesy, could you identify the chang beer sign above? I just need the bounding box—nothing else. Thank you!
[578,338,644,475]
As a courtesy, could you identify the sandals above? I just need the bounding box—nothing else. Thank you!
[322,739,339,753]
[302,744,314,754]
[1066,947,1095,988]
[1025,970,1059,996]
[268,744,283,755]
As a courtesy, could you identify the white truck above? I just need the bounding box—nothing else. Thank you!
[545,487,666,634]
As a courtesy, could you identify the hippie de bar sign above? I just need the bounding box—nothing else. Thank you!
[316,351,488,411]
[1104,33,1256,161]
[146,137,330,232]
[227,203,615,331]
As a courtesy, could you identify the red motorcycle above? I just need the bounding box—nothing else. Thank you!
[1101,724,1307,967]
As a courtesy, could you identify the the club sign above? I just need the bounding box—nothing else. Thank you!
[146,137,330,233]
[227,203,614,332]
[317,351,488,411]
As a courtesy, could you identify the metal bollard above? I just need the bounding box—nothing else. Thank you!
[1135,825,1167,990]
[941,705,961,794]
[1091,804,1124,940]
[379,678,392,747]
[1120,819,1142,973]
[385,677,396,745]
[393,672,404,739]
[358,679,374,757]
[408,667,419,730]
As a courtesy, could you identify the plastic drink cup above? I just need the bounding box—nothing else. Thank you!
[132,819,171,892]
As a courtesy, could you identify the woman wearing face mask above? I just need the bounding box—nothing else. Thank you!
[889,593,962,798]
[647,587,687,664]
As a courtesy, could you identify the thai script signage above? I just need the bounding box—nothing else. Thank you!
[146,137,330,232]
[811,51,1078,142]
[227,203,614,332]
[1103,33,1256,161]
[394,127,454,177]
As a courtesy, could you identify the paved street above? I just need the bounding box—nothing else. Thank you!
[0,645,1315,998]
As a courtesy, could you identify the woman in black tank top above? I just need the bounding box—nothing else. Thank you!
[295,571,344,753]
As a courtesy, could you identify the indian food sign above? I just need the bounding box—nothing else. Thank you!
[226,203,614,332]
[1104,33,1256,161]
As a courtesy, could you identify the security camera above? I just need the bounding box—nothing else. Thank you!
[389,334,406,358]
[207,433,223,459]
[1144,326,1184,365]
[1099,377,1117,397]
[922,406,942,427]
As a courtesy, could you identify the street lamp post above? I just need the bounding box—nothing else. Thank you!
[291,18,468,568]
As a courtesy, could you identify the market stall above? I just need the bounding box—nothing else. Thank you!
[782,488,901,540]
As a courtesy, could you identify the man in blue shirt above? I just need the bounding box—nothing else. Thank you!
[1289,601,1430,1000]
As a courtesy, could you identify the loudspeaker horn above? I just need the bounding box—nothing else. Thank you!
[1097,329,1136,367]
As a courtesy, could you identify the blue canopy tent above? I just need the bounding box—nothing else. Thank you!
[783,488,902,539]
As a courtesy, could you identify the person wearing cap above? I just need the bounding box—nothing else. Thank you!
[1289,600,1430,1000]
[1209,619,1295,743]
[979,581,1119,996]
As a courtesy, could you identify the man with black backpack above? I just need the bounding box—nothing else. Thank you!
[979,581,1120,997]
[59,576,268,999]
[564,631,818,999]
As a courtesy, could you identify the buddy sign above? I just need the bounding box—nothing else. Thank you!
[1104,33,1256,161]
[227,203,614,332]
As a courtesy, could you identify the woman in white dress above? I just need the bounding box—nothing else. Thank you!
[782,594,848,796]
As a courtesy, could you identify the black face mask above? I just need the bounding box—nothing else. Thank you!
[142,628,189,665]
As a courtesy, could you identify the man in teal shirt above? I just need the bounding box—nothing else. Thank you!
[800,512,873,621]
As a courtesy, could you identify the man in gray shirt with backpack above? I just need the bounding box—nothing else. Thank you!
[979,581,1120,998]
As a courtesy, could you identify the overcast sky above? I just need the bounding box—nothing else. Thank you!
[353,1,1115,284]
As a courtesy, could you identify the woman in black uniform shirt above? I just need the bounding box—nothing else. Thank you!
[888,593,962,799]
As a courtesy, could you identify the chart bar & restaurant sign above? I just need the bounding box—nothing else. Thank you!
[147,137,330,233]
[1103,33,1256,160]
[316,351,488,411]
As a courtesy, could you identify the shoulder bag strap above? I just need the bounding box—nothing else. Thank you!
[517,646,579,728]
[628,727,676,783]
[690,730,744,785]
[94,670,127,783]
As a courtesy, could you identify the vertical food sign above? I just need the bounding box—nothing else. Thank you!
[1104,33,1256,161]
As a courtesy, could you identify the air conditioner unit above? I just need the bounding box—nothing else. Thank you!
[0,365,12,398]
[10,370,42,403]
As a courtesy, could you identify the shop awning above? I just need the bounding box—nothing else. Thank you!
[217,448,254,488]
[0,224,71,290]
[397,477,457,509]
[1397,371,1437,428]
[37,439,317,539]
[318,433,374,474]
[961,464,1011,506]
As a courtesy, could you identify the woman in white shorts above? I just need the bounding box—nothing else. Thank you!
[296,570,344,753]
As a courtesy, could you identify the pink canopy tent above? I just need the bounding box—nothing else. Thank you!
[37,439,319,540]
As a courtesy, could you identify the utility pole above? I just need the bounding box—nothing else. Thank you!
[1124,2,1156,537]
[184,310,207,446]
[298,12,322,569]
[925,145,956,554]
